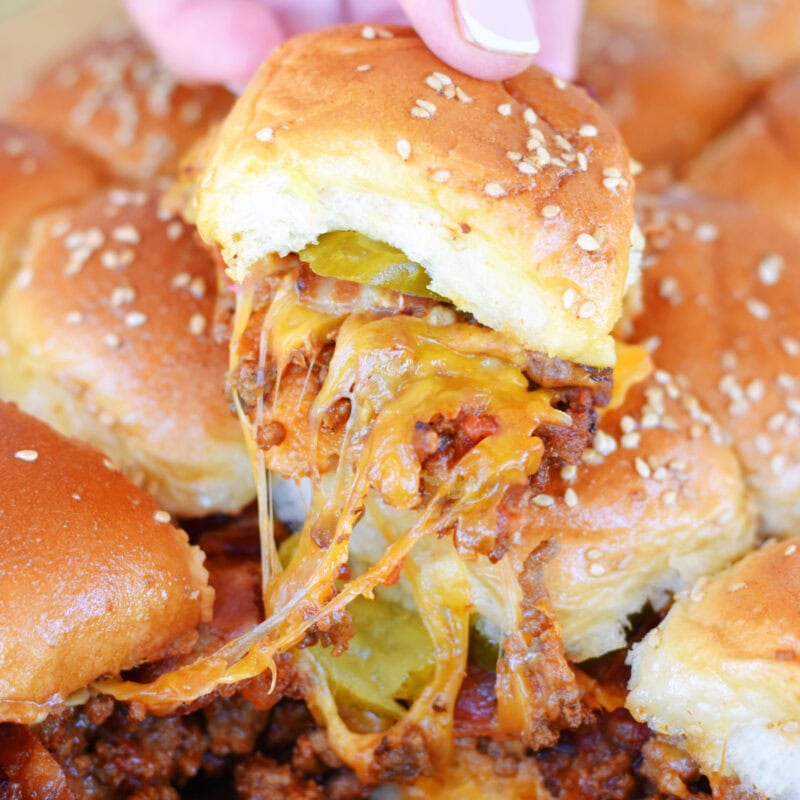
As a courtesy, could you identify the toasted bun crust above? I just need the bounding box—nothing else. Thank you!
[8,34,233,182]
[0,188,254,518]
[532,370,755,661]
[630,189,800,533]
[194,25,635,367]
[686,67,800,238]
[0,123,102,286]
[590,0,800,78]
[579,16,756,168]
[627,539,800,798]
[0,401,212,724]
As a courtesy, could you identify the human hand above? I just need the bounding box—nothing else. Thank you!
[123,0,584,88]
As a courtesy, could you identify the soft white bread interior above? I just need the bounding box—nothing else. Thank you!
[194,25,636,368]
[627,538,800,800]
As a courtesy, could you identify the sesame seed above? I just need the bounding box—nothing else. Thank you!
[554,134,572,152]
[455,86,473,103]
[375,27,393,39]
[746,297,770,320]
[110,286,135,307]
[396,139,411,161]
[416,99,436,114]
[172,272,191,289]
[411,107,431,119]
[15,267,33,289]
[430,169,451,183]
[153,510,171,523]
[64,311,85,325]
[562,288,578,310]
[577,151,588,171]
[189,313,207,336]
[662,490,678,506]
[758,253,784,285]
[104,332,121,348]
[635,457,651,479]
[621,431,640,449]
[506,151,522,161]
[586,548,602,561]
[124,311,147,328]
[425,75,443,91]
[255,127,274,142]
[50,220,71,238]
[14,449,38,462]
[694,222,719,242]
[579,124,598,137]
[497,103,512,116]
[564,488,578,507]
[166,221,183,240]
[781,336,800,357]
[578,300,597,319]
[577,233,600,251]
[560,464,577,481]
[603,177,626,191]
[629,158,643,175]
[532,493,554,507]
[541,204,561,218]
[728,581,747,593]
[189,277,206,299]
[786,544,797,556]
[433,71,452,85]
[112,224,140,245]
[517,161,537,175]
[355,64,372,72]
[484,182,507,198]
[594,429,617,455]
[361,25,376,39]
[588,563,605,576]
[552,76,567,89]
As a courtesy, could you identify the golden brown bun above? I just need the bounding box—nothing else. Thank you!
[8,34,233,183]
[0,401,212,724]
[533,369,755,661]
[579,16,757,168]
[195,25,636,367]
[0,188,254,518]
[0,123,102,287]
[630,189,800,533]
[590,0,800,78]
[627,539,800,798]
[686,68,800,238]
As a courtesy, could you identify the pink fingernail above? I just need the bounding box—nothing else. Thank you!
[455,0,539,56]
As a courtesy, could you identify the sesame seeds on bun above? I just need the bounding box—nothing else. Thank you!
[8,34,233,183]
[0,401,212,724]
[0,188,254,518]
[0,122,102,287]
[631,189,800,533]
[194,24,637,368]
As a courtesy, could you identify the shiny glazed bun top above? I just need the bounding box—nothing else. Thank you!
[195,24,636,367]
[0,402,212,725]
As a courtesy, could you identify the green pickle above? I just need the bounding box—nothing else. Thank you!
[312,595,436,718]
[300,231,440,300]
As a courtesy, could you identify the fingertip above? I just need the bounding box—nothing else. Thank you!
[532,0,584,80]
[398,0,534,81]
[125,0,285,86]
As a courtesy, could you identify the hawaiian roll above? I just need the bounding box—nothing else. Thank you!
[194,25,637,368]
[0,122,102,287]
[0,188,254,518]
[627,538,800,800]
[8,34,233,183]
[0,401,212,724]
[631,189,800,533]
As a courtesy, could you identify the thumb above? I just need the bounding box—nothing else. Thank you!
[397,0,537,81]
[123,0,285,86]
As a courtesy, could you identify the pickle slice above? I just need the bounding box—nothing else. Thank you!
[312,595,436,719]
[299,231,440,300]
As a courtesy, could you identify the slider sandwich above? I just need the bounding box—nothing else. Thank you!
[85,24,760,787]
[0,187,255,518]
[8,33,233,183]
[631,188,800,532]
